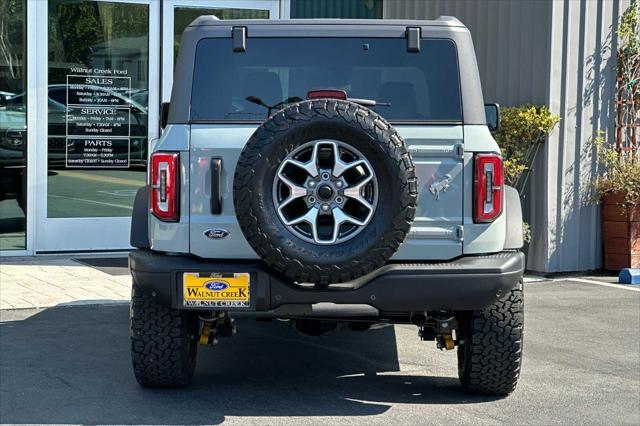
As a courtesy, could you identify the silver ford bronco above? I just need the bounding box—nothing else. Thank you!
[129,17,525,395]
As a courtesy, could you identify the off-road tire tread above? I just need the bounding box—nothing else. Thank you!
[458,283,524,395]
[130,283,197,388]
[234,99,418,284]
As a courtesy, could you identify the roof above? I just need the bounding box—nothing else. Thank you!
[188,17,466,29]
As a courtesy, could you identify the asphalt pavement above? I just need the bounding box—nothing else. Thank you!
[1,279,639,425]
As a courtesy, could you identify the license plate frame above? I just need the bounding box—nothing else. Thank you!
[182,272,251,309]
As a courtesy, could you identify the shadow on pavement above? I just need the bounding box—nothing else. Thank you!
[0,305,488,424]
[73,256,129,276]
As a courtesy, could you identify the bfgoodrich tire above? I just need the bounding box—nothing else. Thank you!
[130,283,198,388]
[457,283,524,396]
[233,99,418,284]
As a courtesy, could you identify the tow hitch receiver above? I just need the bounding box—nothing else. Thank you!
[436,334,456,351]
[199,320,214,345]
[417,313,459,351]
[198,314,237,345]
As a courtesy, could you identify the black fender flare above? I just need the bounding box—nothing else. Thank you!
[130,186,150,249]
[503,185,524,250]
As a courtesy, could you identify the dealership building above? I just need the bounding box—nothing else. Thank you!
[0,0,632,273]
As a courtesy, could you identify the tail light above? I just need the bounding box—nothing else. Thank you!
[150,152,179,221]
[474,154,503,222]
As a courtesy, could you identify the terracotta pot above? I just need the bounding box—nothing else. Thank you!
[601,192,640,271]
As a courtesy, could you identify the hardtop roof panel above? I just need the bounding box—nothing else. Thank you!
[188,17,466,29]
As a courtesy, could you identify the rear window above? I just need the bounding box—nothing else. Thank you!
[190,37,462,122]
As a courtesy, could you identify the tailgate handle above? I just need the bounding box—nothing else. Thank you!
[211,158,222,214]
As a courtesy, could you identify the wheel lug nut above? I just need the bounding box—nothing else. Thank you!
[322,173,330,180]
[321,204,330,212]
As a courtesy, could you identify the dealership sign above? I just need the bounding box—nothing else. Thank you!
[65,73,131,168]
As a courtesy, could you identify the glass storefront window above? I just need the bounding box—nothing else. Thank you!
[174,7,269,61]
[0,0,27,250]
[47,0,149,218]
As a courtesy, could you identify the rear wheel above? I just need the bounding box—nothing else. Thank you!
[130,283,198,388]
[457,283,524,395]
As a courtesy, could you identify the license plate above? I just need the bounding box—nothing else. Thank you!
[182,272,250,308]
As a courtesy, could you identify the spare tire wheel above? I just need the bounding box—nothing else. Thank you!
[233,99,417,284]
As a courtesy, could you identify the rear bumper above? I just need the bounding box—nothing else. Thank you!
[129,249,525,318]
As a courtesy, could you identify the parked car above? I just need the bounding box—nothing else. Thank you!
[129,17,526,396]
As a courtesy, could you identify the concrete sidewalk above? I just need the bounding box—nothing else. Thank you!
[0,255,130,310]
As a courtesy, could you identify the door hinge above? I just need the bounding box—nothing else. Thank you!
[406,27,421,52]
[232,26,247,52]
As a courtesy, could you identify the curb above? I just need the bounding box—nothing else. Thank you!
[0,300,130,311]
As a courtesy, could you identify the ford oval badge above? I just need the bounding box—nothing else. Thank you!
[204,281,228,291]
[204,228,230,239]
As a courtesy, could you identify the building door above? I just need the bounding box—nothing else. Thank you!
[161,0,280,104]
[0,0,28,253]
[35,0,159,252]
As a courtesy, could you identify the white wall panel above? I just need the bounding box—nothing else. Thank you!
[538,0,629,272]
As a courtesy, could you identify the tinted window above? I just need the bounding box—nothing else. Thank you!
[191,38,461,122]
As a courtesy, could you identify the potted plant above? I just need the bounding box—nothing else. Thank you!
[593,135,640,270]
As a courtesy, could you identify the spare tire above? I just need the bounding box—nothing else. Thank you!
[233,99,417,284]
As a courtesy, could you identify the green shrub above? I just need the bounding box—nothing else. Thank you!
[493,105,561,186]
[491,105,560,244]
